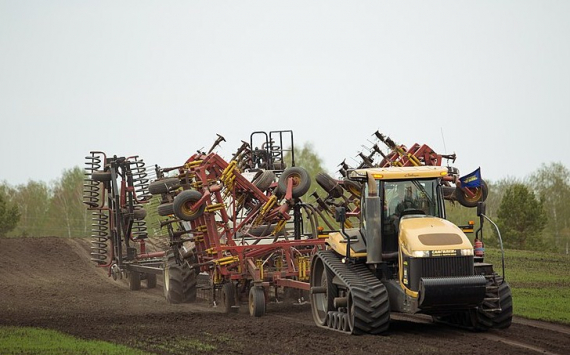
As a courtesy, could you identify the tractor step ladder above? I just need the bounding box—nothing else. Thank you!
[483,275,502,312]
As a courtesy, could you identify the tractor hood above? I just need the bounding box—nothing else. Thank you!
[399,216,473,257]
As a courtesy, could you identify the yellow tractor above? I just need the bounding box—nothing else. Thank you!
[310,165,512,334]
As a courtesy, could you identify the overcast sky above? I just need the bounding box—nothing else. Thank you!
[1,1,569,187]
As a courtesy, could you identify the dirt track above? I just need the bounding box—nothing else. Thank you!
[1,237,569,355]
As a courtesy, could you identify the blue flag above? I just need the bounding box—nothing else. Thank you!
[459,168,482,188]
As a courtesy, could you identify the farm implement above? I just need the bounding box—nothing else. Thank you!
[83,152,163,288]
[84,131,327,314]
[83,129,511,334]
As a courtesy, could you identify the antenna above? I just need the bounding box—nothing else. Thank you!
[440,127,448,154]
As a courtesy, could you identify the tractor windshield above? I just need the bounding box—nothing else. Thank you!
[383,179,442,219]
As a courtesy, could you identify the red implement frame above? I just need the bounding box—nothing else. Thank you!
[168,144,325,306]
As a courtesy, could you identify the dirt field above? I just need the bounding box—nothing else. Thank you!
[1,237,569,355]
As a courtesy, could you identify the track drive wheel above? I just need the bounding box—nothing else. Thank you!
[163,252,197,303]
[309,255,337,326]
[249,286,265,317]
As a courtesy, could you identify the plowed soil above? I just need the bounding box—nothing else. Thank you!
[1,237,568,355]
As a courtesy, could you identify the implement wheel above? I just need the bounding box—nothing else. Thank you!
[133,208,147,220]
[146,273,157,289]
[455,180,489,208]
[276,167,310,198]
[163,252,197,303]
[157,203,174,217]
[249,286,265,317]
[128,271,141,291]
[316,173,343,198]
[342,179,362,198]
[173,190,205,221]
[221,282,237,313]
[148,177,181,195]
[253,170,276,192]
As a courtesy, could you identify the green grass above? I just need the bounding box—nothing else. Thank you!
[0,326,226,355]
[0,326,152,355]
[484,248,570,324]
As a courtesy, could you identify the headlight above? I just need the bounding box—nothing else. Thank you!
[411,250,430,258]
[460,248,474,256]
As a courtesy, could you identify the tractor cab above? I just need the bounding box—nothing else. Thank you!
[341,166,452,264]
[378,177,445,256]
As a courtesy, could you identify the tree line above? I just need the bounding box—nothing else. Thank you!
[445,162,569,254]
[1,149,568,254]
[0,167,88,238]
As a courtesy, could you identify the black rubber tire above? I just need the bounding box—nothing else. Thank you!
[253,170,276,192]
[163,252,197,303]
[455,180,489,208]
[157,203,174,217]
[249,286,266,317]
[173,190,205,221]
[91,170,112,182]
[342,179,362,198]
[221,282,237,313]
[129,271,141,291]
[316,173,343,198]
[273,161,286,170]
[146,273,157,289]
[133,208,147,220]
[441,185,456,199]
[275,167,311,198]
[148,177,181,195]
[248,223,285,237]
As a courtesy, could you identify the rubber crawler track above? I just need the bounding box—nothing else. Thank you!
[315,250,390,334]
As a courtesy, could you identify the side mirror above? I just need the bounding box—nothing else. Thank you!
[477,201,486,216]
[335,207,347,223]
